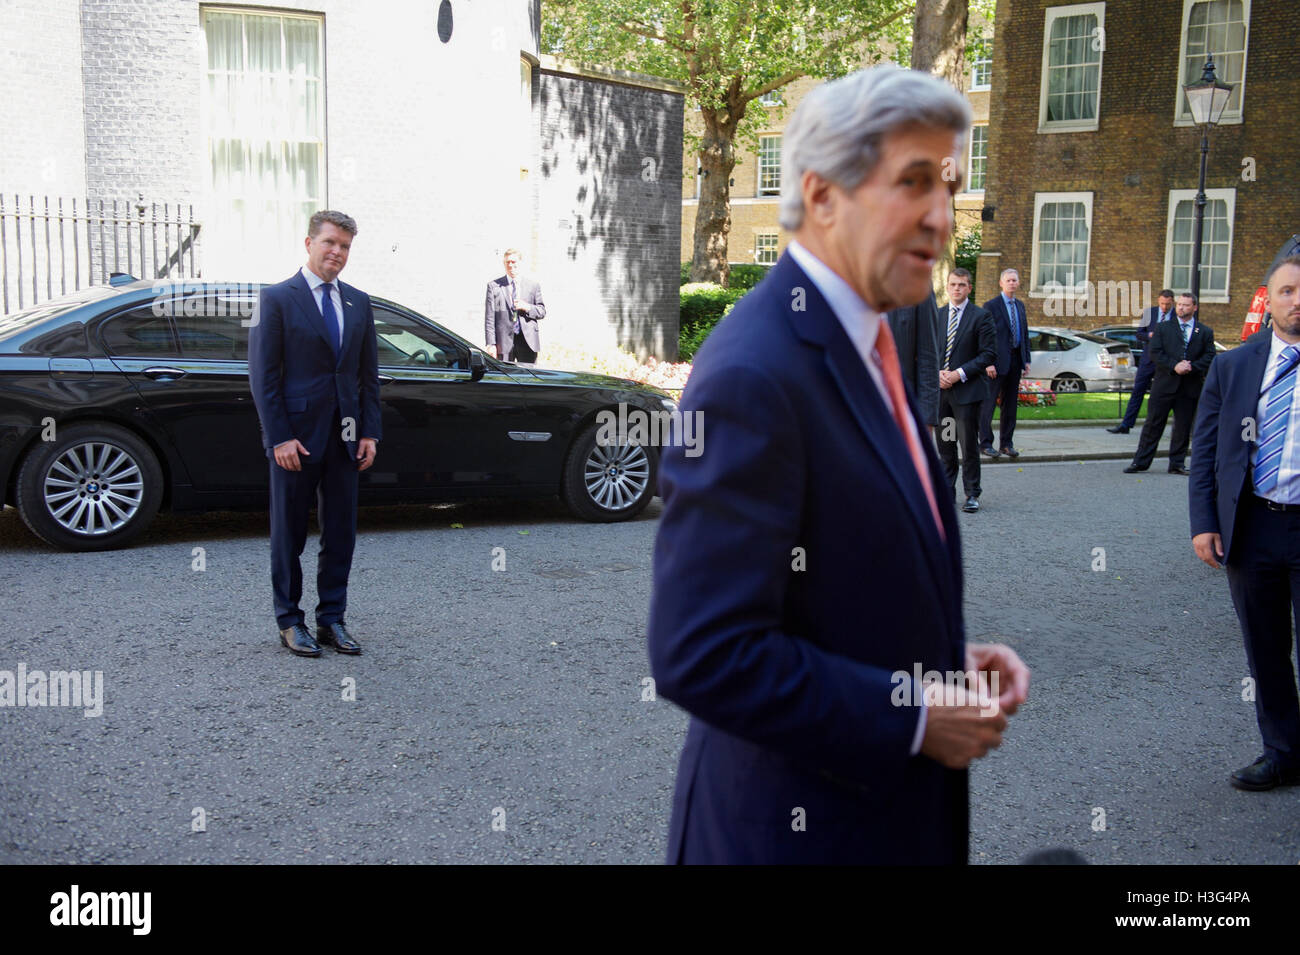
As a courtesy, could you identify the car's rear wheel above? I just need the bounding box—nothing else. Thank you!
[560,420,658,522]
[15,422,163,551]
[1052,373,1085,393]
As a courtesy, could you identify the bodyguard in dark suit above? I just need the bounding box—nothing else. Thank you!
[248,210,381,658]
[484,248,546,364]
[979,269,1031,457]
[936,268,995,512]
[1125,292,1214,474]
[886,289,942,427]
[1190,256,1300,791]
[647,65,1028,865]
[1107,290,1174,434]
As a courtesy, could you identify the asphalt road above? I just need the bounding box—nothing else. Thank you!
[1,461,1296,864]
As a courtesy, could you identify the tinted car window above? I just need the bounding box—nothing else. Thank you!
[1075,332,1116,345]
[1027,331,1053,351]
[373,307,467,370]
[100,308,179,357]
[1055,335,1080,351]
[172,295,255,360]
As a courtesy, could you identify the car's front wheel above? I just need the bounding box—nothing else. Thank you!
[15,422,163,551]
[1052,373,1085,393]
[560,420,658,522]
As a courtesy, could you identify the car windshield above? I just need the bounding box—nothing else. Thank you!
[0,285,122,342]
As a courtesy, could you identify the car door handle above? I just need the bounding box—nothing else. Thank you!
[142,367,187,380]
[378,374,395,384]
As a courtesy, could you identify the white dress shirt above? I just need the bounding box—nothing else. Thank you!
[301,265,344,346]
[1253,332,1300,505]
[786,239,931,755]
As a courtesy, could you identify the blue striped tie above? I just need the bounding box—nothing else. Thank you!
[1254,344,1300,497]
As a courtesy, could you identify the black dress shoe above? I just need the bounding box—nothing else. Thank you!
[317,622,362,655]
[1168,465,1190,475]
[1106,425,1130,434]
[999,446,1020,458]
[279,623,322,657]
[1229,756,1300,791]
[961,496,979,513]
[1123,464,1147,473]
[981,446,1000,458]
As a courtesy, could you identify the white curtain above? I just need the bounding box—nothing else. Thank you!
[204,11,324,280]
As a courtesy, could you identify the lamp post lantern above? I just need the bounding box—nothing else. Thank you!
[1182,55,1234,305]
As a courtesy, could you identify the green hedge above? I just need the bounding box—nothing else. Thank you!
[679,283,746,361]
[680,262,772,289]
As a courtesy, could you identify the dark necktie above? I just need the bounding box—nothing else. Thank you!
[1008,300,1020,347]
[321,283,340,357]
[510,281,521,335]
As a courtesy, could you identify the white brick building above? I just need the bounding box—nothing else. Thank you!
[0,0,683,356]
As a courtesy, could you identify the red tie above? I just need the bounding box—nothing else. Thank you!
[873,320,945,540]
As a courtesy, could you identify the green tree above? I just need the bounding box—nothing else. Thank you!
[543,0,915,287]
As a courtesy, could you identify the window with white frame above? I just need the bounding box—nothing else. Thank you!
[1039,3,1105,131]
[1031,192,1093,292]
[1176,0,1249,125]
[1165,188,1236,301]
[758,135,781,196]
[967,126,988,192]
[758,90,784,106]
[971,54,992,90]
[754,232,779,265]
[203,8,325,279]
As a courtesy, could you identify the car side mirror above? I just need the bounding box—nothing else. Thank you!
[470,349,486,381]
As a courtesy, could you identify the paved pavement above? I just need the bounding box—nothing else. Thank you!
[987,418,1175,464]
[1,458,1294,865]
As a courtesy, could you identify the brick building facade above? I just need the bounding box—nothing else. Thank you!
[978,0,1297,337]
[0,0,683,358]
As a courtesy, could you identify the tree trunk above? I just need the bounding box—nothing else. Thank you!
[689,112,739,287]
[911,0,970,290]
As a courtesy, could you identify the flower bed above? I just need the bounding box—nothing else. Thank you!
[1017,380,1056,407]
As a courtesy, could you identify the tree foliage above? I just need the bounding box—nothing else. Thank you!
[543,0,916,285]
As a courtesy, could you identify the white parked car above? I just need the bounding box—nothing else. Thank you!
[1026,327,1136,393]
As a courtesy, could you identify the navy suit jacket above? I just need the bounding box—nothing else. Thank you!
[1149,316,1215,401]
[1189,329,1275,561]
[982,295,1030,375]
[938,301,996,405]
[647,251,968,864]
[1136,304,1173,370]
[248,271,382,460]
[886,290,942,426]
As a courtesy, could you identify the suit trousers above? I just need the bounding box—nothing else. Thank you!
[511,331,538,365]
[994,356,1024,449]
[937,392,981,499]
[1225,497,1300,770]
[1118,362,1156,429]
[268,430,359,629]
[1131,382,1198,470]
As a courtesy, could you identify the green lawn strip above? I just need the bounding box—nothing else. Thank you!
[994,392,1145,421]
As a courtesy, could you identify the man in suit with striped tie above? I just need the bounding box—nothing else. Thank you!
[936,268,995,513]
[1191,256,1300,790]
[979,269,1032,458]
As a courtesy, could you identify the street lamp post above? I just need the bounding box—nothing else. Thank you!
[1182,55,1234,305]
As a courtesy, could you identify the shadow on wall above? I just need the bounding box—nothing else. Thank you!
[537,74,683,359]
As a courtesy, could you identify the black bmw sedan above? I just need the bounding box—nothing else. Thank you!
[0,278,674,551]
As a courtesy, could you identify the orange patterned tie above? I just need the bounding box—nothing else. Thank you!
[873,320,945,540]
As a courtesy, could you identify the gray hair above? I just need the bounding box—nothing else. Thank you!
[309,210,358,237]
[1000,268,1020,281]
[778,64,971,231]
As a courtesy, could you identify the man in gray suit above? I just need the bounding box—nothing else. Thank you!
[485,248,546,364]
[886,289,942,428]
